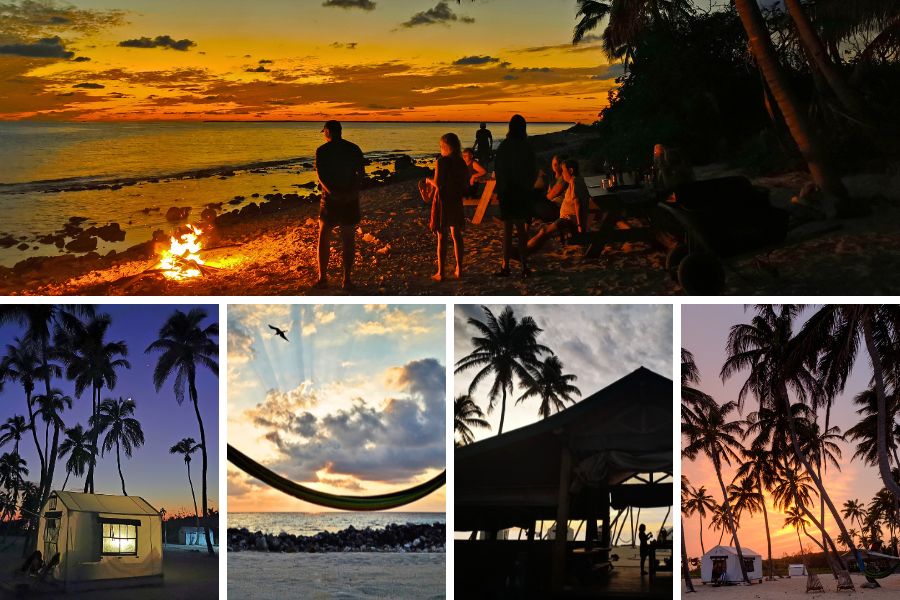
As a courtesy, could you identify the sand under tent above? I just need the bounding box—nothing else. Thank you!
[35,490,164,591]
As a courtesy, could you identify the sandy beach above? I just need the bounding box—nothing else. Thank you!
[227,551,445,600]
[684,573,900,597]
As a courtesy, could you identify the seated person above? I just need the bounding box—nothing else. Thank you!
[546,154,568,204]
[462,147,487,198]
[525,158,588,253]
[531,154,567,223]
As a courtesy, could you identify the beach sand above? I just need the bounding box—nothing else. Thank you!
[684,573,900,598]
[227,551,445,600]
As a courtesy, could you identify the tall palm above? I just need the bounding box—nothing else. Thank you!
[682,399,751,583]
[728,476,764,531]
[0,416,29,456]
[54,313,129,494]
[0,341,46,487]
[843,498,867,532]
[722,304,865,573]
[682,485,716,555]
[170,437,201,544]
[732,0,850,211]
[733,447,779,580]
[784,505,811,558]
[771,466,841,564]
[147,308,218,556]
[57,424,95,490]
[516,354,581,419]
[93,397,144,496]
[454,306,549,435]
[845,387,900,468]
[33,389,71,493]
[0,453,27,522]
[454,394,490,446]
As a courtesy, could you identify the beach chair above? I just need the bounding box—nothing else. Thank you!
[806,572,825,593]
[465,179,496,225]
[836,570,856,592]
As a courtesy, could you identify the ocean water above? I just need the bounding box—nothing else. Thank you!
[229,512,446,537]
[0,121,568,267]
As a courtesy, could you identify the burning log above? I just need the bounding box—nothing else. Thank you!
[157,224,206,280]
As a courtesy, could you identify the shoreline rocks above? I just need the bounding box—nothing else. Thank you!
[227,522,446,554]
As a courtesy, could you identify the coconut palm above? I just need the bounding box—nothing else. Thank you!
[33,389,71,494]
[454,394,490,446]
[169,437,201,544]
[54,312,129,494]
[784,505,812,558]
[680,475,696,592]
[0,341,46,486]
[682,399,751,583]
[683,485,716,555]
[93,397,144,496]
[845,387,900,468]
[454,305,549,435]
[842,498,867,535]
[516,354,581,419]
[733,447,779,580]
[0,416,29,456]
[0,452,27,522]
[57,424,95,491]
[722,304,865,572]
[146,307,218,556]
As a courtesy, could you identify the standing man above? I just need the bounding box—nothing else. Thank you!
[473,122,493,166]
[314,120,366,290]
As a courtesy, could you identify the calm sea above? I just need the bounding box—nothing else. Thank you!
[0,121,568,267]
[229,512,446,537]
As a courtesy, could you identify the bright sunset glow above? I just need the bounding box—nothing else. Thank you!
[0,0,618,122]
[227,304,446,513]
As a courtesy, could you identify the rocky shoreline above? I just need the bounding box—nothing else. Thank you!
[227,522,446,554]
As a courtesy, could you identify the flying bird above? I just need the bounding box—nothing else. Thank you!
[268,325,289,342]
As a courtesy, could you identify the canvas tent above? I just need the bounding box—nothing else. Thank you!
[701,545,763,584]
[178,526,214,546]
[36,491,163,591]
[788,563,807,577]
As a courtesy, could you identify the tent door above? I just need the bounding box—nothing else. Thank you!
[711,557,727,579]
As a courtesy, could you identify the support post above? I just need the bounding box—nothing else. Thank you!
[551,446,572,592]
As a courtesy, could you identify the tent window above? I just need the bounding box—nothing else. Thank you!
[48,496,57,510]
[743,558,755,573]
[44,518,59,543]
[102,522,138,556]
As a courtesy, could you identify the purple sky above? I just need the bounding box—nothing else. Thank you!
[0,304,219,516]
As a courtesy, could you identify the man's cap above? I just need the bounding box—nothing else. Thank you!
[322,120,342,134]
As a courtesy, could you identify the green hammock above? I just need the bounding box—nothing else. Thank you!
[227,444,445,511]
[863,560,900,580]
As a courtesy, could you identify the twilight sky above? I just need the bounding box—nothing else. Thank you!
[682,304,883,560]
[227,304,446,513]
[0,0,620,122]
[0,304,219,517]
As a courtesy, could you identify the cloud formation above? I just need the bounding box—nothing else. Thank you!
[72,81,103,88]
[118,35,196,51]
[401,1,474,28]
[0,35,72,58]
[453,55,499,66]
[330,42,358,50]
[322,0,375,10]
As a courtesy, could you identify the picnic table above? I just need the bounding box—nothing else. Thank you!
[579,176,659,258]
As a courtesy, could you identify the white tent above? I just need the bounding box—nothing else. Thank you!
[36,491,163,591]
[700,545,763,584]
[788,563,807,577]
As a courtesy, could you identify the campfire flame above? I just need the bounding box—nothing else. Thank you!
[158,224,205,280]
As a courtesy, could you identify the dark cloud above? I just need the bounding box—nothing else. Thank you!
[72,55,90,62]
[0,36,73,58]
[257,358,445,483]
[258,59,273,64]
[72,82,103,89]
[520,66,552,73]
[401,1,474,28]
[453,55,498,66]
[245,65,270,73]
[503,74,518,80]
[322,0,375,10]
[330,42,358,50]
[591,63,625,80]
[118,35,196,51]
[0,1,125,38]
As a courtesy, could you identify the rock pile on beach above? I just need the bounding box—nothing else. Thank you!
[227,522,446,554]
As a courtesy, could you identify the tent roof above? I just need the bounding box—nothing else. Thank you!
[456,367,672,531]
[703,545,761,558]
[52,491,160,516]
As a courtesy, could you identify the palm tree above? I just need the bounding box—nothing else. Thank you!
[516,354,581,419]
[0,416,29,456]
[683,485,716,555]
[722,304,866,573]
[733,447,778,580]
[93,397,144,496]
[454,394,490,446]
[54,313,129,494]
[0,341,45,488]
[784,505,812,558]
[33,389,71,493]
[845,387,900,468]
[146,308,218,556]
[841,498,867,538]
[682,399,751,584]
[0,453,27,522]
[170,438,201,544]
[58,424,95,490]
[454,306,548,435]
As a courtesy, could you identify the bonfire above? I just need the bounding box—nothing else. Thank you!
[157,224,205,280]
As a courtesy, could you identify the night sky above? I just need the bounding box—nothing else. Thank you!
[0,304,219,516]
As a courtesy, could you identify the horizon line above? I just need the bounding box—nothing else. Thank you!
[0,119,578,125]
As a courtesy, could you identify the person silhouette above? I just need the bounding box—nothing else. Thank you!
[639,523,653,575]
[493,114,536,278]
[312,120,366,290]
[473,122,493,166]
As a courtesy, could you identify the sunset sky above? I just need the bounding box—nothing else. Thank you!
[0,0,619,122]
[0,304,219,517]
[682,305,885,560]
[227,304,445,513]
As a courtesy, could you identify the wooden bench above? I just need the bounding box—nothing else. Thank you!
[462,178,497,225]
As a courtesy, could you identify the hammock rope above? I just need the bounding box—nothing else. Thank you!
[227,444,445,511]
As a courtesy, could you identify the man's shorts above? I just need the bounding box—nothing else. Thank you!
[320,192,361,226]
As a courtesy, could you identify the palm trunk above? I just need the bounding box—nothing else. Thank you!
[682,518,696,592]
[783,0,872,125]
[187,460,200,545]
[733,0,851,215]
[758,477,775,580]
[116,440,127,495]
[713,456,751,584]
[190,380,214,556]
[85,385,99,494]
[61,470,69,490]
[26,392,46,485]
[699,514,705,555]
[498,387,507,435]
[45,423,60,499]
[799,502,844,578]
[863,319,900,501]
